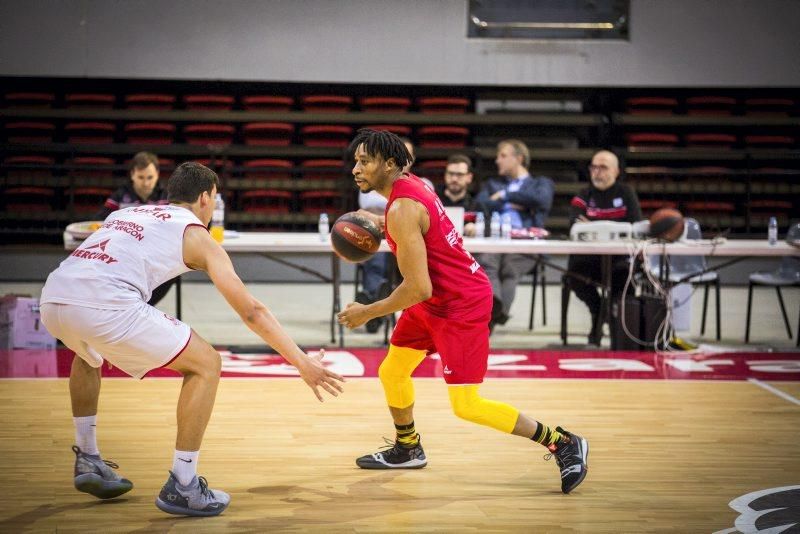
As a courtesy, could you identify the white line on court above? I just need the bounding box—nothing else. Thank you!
[747,378,800,406]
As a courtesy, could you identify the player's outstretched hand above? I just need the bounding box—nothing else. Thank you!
[297,349,345,402]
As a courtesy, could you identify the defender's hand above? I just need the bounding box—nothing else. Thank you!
[297,349,345,402]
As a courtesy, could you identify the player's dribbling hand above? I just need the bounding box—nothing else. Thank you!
[337,302,371,329]
[298,348,345,402]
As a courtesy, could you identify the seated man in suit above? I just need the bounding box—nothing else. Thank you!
[474,140,554,331]
[567,150,642,345]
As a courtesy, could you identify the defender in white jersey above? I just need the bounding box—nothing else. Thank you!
[40,162,344,517]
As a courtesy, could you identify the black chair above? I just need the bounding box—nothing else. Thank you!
[745,222,800,345]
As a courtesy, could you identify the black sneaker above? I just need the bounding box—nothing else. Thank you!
[356,437,427,469]
[72,445,133,499]
[544,427,589,494]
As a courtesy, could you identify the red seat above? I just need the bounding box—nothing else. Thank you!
[241,95,293,111]
[625,133,679,148]
[624,97,678,115]
[73,187,113,215]
[3,92,55,108]
[242,122,294,146]
[182,124,235,146]
[299,159,345,181]
[743,135,795,148]
[65,93,115,108]
[417,126,469,148]
[359,97,411,113]
[183,94,235,110]
[417,159,448,182]
[744,98,795,115]
[684,201,736,212]
[369,124,412,136]
[299,190,339,213]
[300,125,353,147]
[748,199,794,211]
[241,159,293,180]
[4,186,55,211]
[300,95,352,112]
[5,121,56,143]
[188,158,234,174]
[3,156,55,180]
[64,122,116,144]
[156,158,175,181]
[686,166,735,181]
[241,190,293,213]
[639,199,678,212]
[684,133,737,148]
[68,157,117,183]
[685,96,737,115]
[123,94,176,110]
[416,97,470,114]
[124,122,176,145]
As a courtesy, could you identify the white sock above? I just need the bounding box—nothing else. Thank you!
[73,415,99,456]
[172,450,199,486]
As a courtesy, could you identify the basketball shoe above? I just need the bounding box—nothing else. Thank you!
[544,427,589,494]
[155,471,230,517]
[72,445,133,499]
[356,437,427,469]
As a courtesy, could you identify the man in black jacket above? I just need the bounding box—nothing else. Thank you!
[475,140,554,330]
[567,150,642,345]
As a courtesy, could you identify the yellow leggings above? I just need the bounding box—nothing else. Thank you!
[379,344,519,434]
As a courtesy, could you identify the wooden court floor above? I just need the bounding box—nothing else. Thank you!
[0,378,798,533]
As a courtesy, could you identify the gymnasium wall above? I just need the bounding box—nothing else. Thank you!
[2,0,798,87]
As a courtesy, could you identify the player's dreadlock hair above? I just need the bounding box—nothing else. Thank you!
[346,128,411,171]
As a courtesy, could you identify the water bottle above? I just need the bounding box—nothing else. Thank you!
[768,216,778,245]
[318,212,330,241]
[490,212,501,239]
[474,212,485,239]
[501,212,512,239]
[210,193,225,243]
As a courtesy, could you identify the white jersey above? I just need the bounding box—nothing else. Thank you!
[41,205,207,309]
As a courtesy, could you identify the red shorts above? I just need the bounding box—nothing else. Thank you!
[390,296,492,385]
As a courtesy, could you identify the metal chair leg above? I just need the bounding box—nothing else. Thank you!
[745,282,754,343]
[775,287,793,339]
[700,283,709,336]
[541,270,547,326]
[560,276,570,345]
[714,278,721,341]
[528,266,538,331]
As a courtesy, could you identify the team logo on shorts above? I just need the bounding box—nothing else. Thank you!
[162,313,180,326]
[715,485,800,534]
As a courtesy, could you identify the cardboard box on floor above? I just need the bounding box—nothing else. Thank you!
[0,295,56,349]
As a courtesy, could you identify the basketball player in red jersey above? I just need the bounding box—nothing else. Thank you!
[337,129,588,494]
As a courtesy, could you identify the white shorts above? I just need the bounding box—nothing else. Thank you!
[40,301,192,379]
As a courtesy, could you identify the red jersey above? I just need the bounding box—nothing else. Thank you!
[385,174,492,319]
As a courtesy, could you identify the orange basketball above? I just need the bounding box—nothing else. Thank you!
[649,208,685,242]
[330,212,382,263]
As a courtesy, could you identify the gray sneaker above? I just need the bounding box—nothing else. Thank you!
[155,471,230,517]
[72,445,133,499]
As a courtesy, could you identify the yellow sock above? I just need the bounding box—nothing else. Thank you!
[395,421,419,447]
[531,422,565,449]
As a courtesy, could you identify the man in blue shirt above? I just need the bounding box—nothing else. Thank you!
[475,140,554,331]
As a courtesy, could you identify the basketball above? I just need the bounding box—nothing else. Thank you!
[330,211,382,263]
[649,207,685,242]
